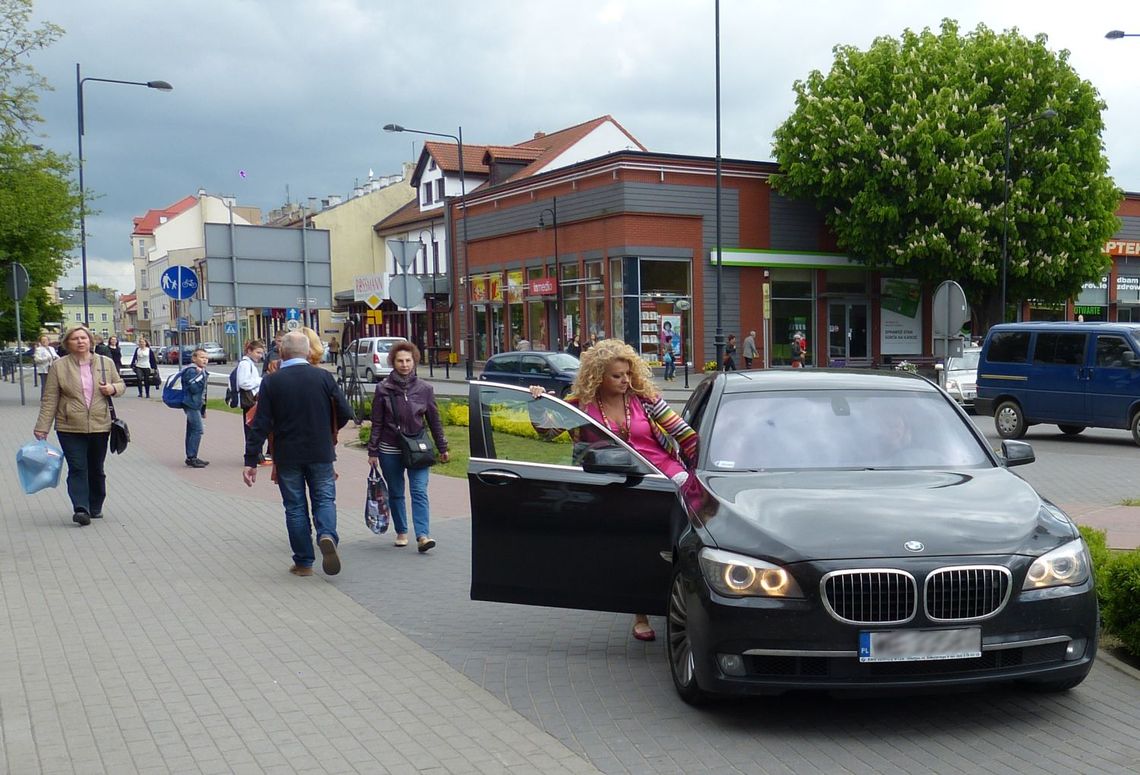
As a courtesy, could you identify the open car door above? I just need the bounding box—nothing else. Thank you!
[468,383,676,615]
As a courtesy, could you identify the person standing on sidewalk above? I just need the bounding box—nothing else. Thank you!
[33,334,60,397]
[235,339,268,465]
[33,325,125,526]
[130,337,158,397]
[743,330,758,369]
[243,331,354,577]
[181,348,210,468]
[723,334,738,371]
[367,341,450,553]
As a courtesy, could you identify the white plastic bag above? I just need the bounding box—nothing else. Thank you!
[17,439,65,495]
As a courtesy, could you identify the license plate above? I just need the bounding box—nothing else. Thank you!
[859,627,981,663]
[964,390,976,399]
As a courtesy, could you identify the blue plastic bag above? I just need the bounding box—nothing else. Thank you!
[17,439,65,495]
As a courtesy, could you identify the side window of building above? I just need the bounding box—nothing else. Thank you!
[986,332,1030,363]
[1033,333,1086,365]
[1095,335,1135,367]
[436,179,445,200]
[422,184,432,205]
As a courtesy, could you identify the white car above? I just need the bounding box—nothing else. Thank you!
[343,337,407,382]
[198,342,228,364]
[942,346,981,410]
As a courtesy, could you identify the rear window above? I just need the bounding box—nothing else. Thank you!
[1032,333,1086,366]
[985,332,1030,363]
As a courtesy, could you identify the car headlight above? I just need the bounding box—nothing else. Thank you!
[946,379,959,392]
[698,547,804,598]
[1023,538,1090,590]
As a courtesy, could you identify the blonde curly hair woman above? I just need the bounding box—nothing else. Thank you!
[530,338,698,641]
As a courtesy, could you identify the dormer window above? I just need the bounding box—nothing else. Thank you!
[436,179,445,200]
[428,156,437,171]
[422,184,433,205]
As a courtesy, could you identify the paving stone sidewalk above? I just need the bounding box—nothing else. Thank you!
[0,380,598,774]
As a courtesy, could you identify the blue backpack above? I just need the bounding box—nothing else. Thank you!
[163,367,202,408]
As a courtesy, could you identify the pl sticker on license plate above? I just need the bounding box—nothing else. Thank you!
[859,627,981,663]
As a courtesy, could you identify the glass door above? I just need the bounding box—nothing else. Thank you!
[828,302,869,365]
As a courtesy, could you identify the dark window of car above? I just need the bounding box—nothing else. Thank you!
[544,353,580,371]
[986,332,1030,363]
[1032,333,1086,366]
[520,355,550,376]
[486,354,520,374]
[1095,335,1136,367]
[705,390,990,471]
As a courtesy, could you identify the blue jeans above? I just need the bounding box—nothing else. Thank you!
[664,357,676,380]
[379,452,431,538]
[275,462,338,567]
[56,431,110,515]
[184,407,203,459]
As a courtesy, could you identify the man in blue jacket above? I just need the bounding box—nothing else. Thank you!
[242,331,354,577]
[182,348,210,468]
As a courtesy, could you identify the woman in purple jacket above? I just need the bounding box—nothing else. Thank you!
[367,341,450,552]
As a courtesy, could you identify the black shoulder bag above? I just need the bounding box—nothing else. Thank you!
[101,358,130,454]
[387,393,435,468]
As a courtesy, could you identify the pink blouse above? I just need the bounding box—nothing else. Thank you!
[585,397,684,479]
[79,359,95,408]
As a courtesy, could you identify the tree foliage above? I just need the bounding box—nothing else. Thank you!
[0,0,63,138]
[770,19,1121,330]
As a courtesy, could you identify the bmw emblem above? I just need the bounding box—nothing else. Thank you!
[904,541,925,553]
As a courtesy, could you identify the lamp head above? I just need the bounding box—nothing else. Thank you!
[1040,108,1058,120]
[383,123,404,133]
[147,80,173,91]
[539,213,547,228]
[1106,30,1126,39]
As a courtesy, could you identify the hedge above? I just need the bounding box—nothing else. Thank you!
[1080,525,1140,658]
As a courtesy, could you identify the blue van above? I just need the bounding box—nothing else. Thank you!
[975,322,1140,445]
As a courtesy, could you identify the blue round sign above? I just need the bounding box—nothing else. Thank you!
[160,266,199,300]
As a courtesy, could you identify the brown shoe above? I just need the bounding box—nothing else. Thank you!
[318,535,341,575]
[394,534,408,547]
[289,564,314,577]
[417,536,436,553]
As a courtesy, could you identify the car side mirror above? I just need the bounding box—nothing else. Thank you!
[581,446,644,476]
[1000,440,1035,467]
[934,363,944,372]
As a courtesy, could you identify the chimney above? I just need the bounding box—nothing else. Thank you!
[533,131,546,139]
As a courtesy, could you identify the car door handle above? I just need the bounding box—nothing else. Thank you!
[476,470,521,485]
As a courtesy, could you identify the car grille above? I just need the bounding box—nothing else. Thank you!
[821,570,917,624]
[925,566,1011,621]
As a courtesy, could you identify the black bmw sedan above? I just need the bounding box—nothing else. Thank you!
[466,370,1098,703]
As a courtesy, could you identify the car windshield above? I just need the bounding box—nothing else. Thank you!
[706,389,990,471]
[546,353,579,370]
[947,349,980,371]
[376,340,400,353]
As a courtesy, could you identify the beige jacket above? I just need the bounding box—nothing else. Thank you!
[35,354,126,435]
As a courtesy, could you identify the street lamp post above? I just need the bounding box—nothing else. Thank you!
[383,123,473,378]
[713,0,725,371]
[76,63,172,325]
[539,198,561,350]
[1105,30,1140,39]
[1000,108,1056,322]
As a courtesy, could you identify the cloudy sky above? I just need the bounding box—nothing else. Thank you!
[26,0,1140,293]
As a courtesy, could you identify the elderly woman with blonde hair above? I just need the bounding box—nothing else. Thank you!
[529,338,698,641]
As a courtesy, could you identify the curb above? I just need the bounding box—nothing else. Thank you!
[1098,648,1140,682]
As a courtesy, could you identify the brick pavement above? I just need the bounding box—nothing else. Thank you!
[0,378,599,775]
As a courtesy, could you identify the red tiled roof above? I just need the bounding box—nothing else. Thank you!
[373,197,442,234]
[424,141,490,177]
[131,195,198,235]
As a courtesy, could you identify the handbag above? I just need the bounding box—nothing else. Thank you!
[388,393,436,468]
[101,359,130,454]
[364,463,391,534]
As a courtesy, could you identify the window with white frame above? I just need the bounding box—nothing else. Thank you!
[140,269,148,290]
[436,179,445,200]
[101,313,108,322]
[422,184,432,205]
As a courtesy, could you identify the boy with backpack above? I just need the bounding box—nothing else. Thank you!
[232,339,269,465]
[181,348,210,467]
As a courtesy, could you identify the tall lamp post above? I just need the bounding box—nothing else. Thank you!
[1001,108,1056,322]
[713,0,725,370]
[77,64,172,325]
[538,198,561,350]
[383,123,473,378]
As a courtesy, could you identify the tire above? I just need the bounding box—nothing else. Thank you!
[1132,411,1140,447]
[667,569,711,706]
[994,400,1027,439]
[1057,425,1085,436]
[559,385,572,399]
[364,368,375,383]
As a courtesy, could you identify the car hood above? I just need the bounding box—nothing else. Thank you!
[696,468,1073,561]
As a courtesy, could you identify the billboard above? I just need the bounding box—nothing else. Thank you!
[204,223,332,309]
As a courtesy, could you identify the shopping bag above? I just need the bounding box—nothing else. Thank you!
[364,463,390,534]
[17,439,64,495]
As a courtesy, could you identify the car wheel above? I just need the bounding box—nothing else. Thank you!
[364,368,375,383]
[1132,411,1140,447]
[1057,425,1085,436]
[667,569,710,706]
[994,400,1027,439]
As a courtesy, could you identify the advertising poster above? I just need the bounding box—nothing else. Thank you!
[660,314,682,357]
[471,277,488,302]
[880,278,921,355]
[507,270,524,304]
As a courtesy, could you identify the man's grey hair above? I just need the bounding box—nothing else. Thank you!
[279,331,311,360]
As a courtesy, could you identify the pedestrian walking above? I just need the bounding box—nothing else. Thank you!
[93,335,111,358]
[367,341,450,553]
[181,347,210,468]
[327,337,340,367]
[32,325,125,526]
[130,337,158,397]
[723,334,738,371]
[743,330,758,369]
[106,336,123,373]
[243,331,354,577]
[566,334,582,357]
[263,329,284,374]
[791,332,806,368]
[235,339,268,465]
[33,334,60,397]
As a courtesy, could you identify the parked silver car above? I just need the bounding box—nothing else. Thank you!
[198,341,228,364]
[941,346,981,410]
[343,337,407,382]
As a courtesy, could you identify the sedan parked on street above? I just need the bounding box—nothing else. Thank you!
[199,341,227,364]
[467,370,1098,703]
[478,351,580,398]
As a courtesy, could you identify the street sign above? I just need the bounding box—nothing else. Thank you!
[390,274,424,309]
[285,319,300,332]
[932,280,969,336]
[160,266,198,300]
[4,262,30,301]
[286,307,300,321]
[224,322,238,334]
[366,309,383,325]
[177,317,190,331]
[389,240,420,271]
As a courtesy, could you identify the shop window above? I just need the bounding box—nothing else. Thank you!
[585,261,605,340]
[824,268,867,295]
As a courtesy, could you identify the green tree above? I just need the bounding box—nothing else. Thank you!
[770,19,1121,331]
[0,0,63,137]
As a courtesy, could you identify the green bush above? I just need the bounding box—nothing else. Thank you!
[1102,549,1140,657]
[1079,525,1113,611]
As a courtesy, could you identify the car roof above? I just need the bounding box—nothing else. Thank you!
[718,368,938,395]
[490,351,565,358]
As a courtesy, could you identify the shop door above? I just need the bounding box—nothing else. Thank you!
[828,302,869,365]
